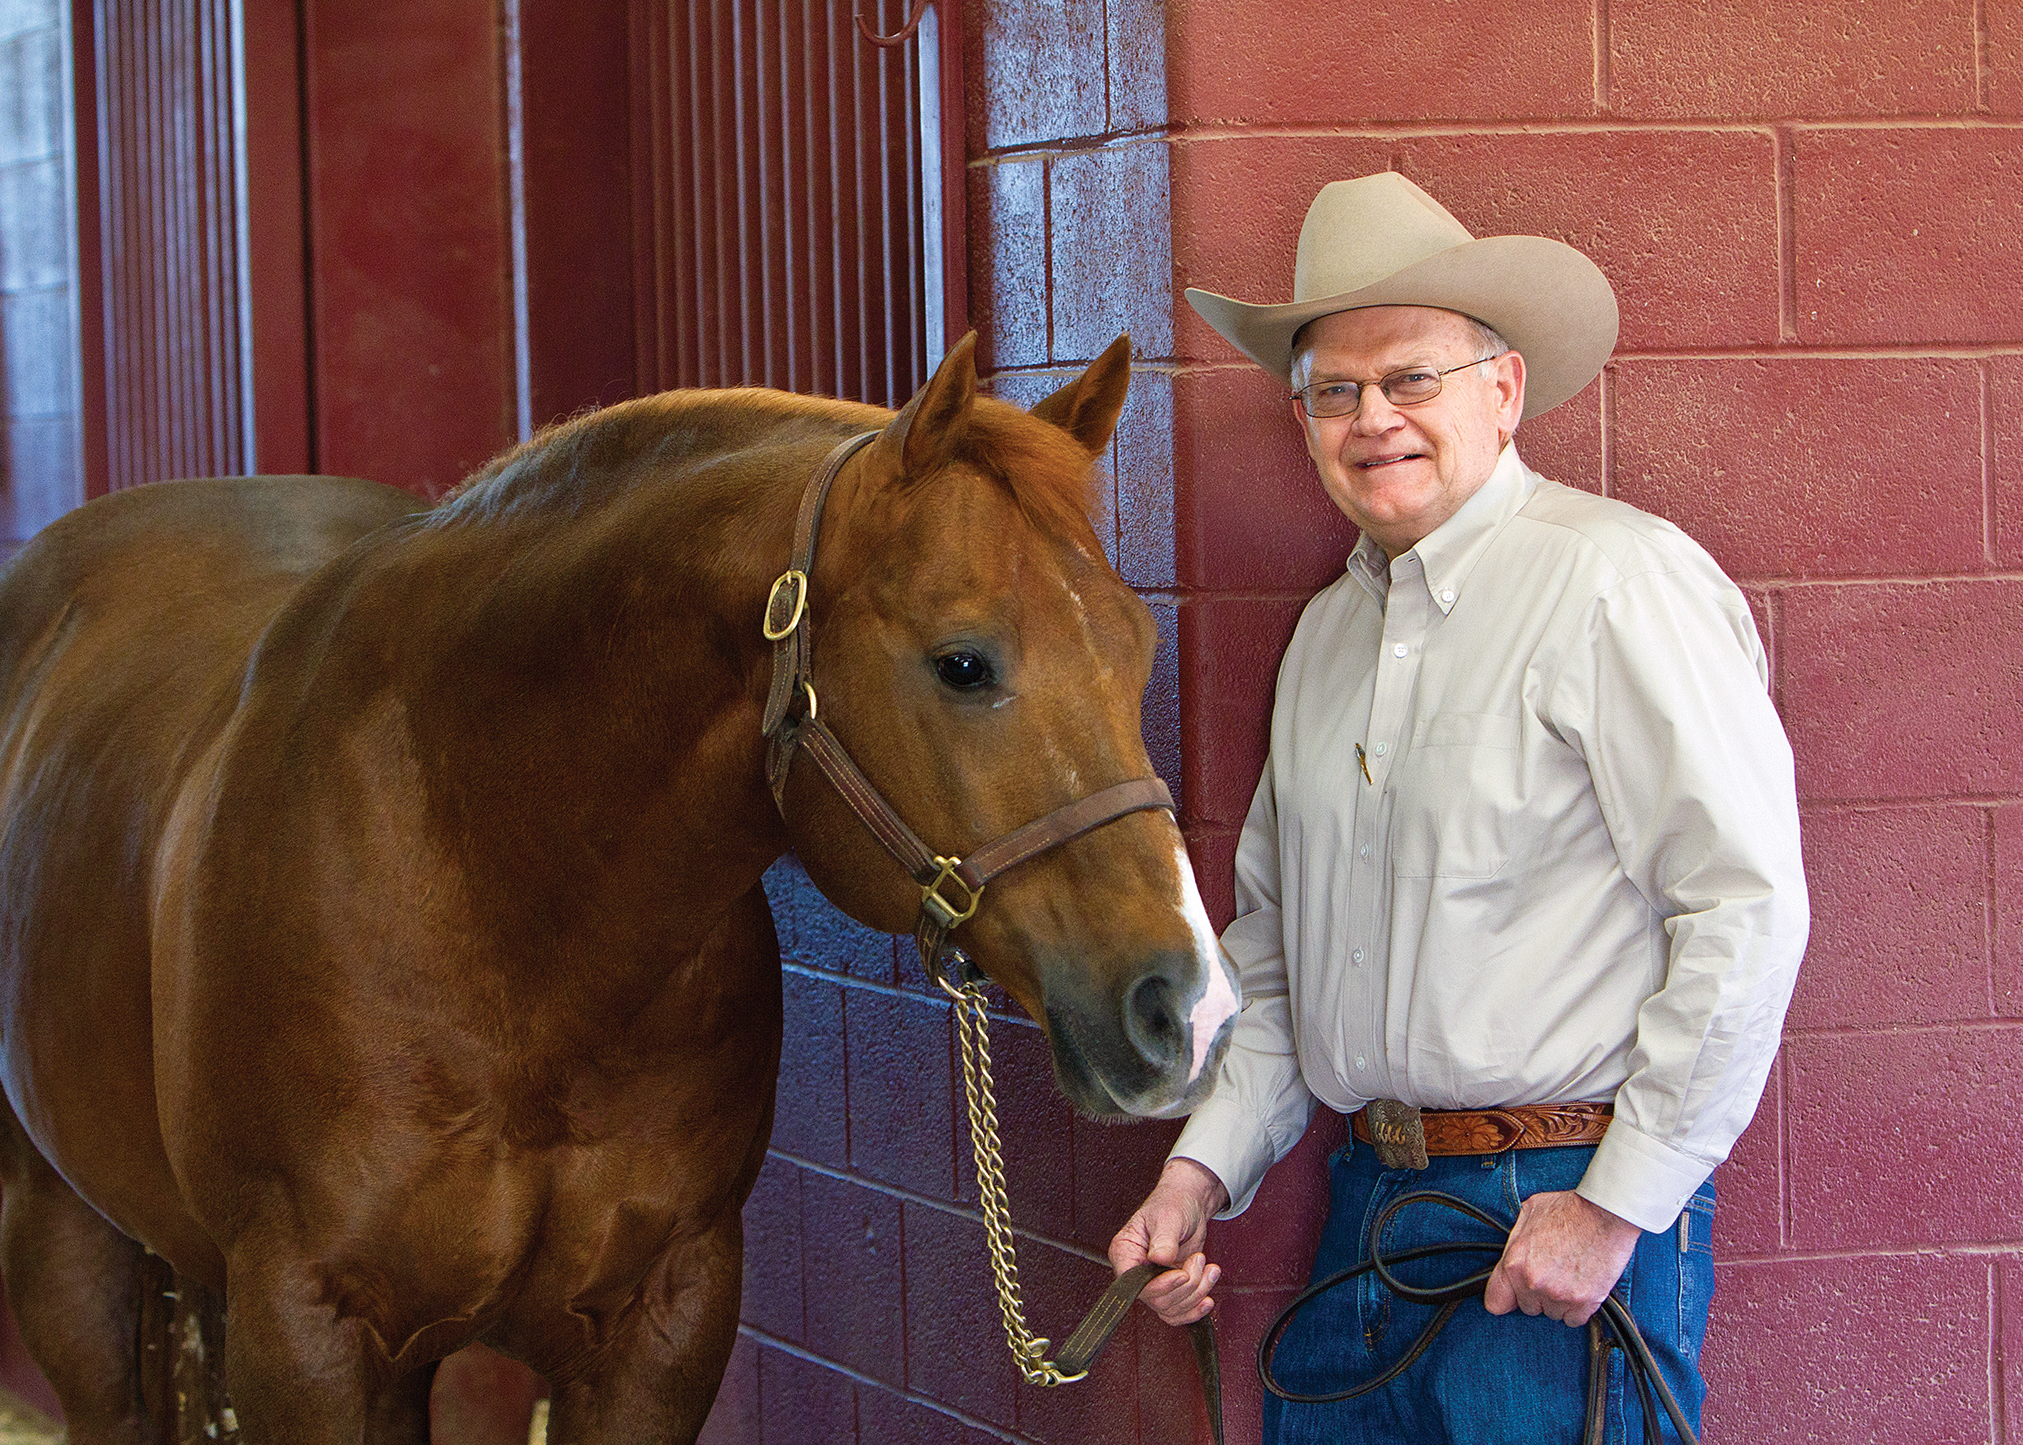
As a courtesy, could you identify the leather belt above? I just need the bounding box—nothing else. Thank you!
[1352,1100,1612,1167]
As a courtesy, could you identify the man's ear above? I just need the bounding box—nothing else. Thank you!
[1031,335,1132,456]
[1494,350,1526,444]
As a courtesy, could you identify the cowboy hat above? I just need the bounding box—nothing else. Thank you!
[1185,172,1618,419]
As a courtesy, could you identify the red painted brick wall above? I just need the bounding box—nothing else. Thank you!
[725,4,2023,1442]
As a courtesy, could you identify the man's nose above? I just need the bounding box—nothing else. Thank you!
[1348,385,1406,433]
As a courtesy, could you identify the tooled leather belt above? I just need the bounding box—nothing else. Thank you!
[1352,1100,1612,1170]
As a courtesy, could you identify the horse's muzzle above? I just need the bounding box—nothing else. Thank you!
[1043,951,1240,1120]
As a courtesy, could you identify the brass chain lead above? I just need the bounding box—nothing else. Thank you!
[946,980,1088,1388]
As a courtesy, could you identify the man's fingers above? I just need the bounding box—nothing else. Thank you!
[1139,1256,1219,1326]
[1481,1262,1516,1317]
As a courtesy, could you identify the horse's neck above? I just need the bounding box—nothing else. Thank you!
[358,445,815,944]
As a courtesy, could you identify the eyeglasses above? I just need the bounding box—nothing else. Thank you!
[1292,355,1503,419]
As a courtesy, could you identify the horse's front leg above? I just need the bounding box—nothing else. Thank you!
[544,1219,744,1445]
[221,1248,436,1445]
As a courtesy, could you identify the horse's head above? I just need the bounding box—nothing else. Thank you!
[776,335,1240,1120]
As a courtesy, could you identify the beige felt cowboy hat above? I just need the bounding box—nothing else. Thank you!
[1185,172,1619,420]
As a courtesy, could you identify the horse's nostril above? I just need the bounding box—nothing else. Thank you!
[1123,972,1186,1071]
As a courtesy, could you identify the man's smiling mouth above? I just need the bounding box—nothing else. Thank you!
[1357,452,1425,470]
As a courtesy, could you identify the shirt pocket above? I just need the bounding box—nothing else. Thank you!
[1388,712,1525,879]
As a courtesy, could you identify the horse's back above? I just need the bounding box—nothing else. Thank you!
[0,475,425,1267]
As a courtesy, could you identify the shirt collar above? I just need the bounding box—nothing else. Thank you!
[1346,443,1537,614]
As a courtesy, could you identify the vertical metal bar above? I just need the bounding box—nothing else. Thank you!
[718,0,740,385]
[916,0,944,371]
[937,0,969,347]
[906,8,926,388]
[141,0,172,482]
[198,0,230,471]
[846,0,868,402]
[503,0,533,440]
[758,0,787,389]
[777,4,801,392]
[826,0,853,402]
[750,0,772,388]
[873,0,896,405]
[685,0,713,386]
[163,0,190,476]
[228,0,256,468]
[806,0,831,398]
[728,0,752,384]
[628,0,667,393]
[98,0,125,490]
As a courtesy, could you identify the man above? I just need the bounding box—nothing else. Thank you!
[1110,173,1807,1440]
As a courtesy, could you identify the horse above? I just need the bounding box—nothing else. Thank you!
[0,333,1241,1444]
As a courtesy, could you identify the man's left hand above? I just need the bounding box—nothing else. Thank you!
[1482,1190,1642,1327]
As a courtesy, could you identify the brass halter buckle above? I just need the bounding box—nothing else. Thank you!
[762,569,809,641]
[921,856,983,929]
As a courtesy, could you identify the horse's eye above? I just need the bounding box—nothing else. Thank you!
[934,650,994,690]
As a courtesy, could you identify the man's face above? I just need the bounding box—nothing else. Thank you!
[1290,306,1525,558]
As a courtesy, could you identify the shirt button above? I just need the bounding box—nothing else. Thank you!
[1440,588,1455,604]
[1373,742,1387,757]
[1355,1055,1367,1069]
[1391,642,1409,658]
[1351,948,1364,963]
[1358,844,1370,857]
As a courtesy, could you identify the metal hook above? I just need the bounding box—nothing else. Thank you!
[855,0,932,47]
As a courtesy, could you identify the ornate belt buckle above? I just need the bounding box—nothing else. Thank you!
[1366,1099,1430,1170]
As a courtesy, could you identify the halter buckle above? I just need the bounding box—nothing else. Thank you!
[762,570,808,641]
[922,856,983,929]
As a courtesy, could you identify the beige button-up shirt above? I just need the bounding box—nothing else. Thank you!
[1174,445,1808,1233]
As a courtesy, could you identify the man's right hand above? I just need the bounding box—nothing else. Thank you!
[1107,1157,1230,1326]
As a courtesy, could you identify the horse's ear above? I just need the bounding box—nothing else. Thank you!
[875,332,978,480]
[1031,334,1132,456]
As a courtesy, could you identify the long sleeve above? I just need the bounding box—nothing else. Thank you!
[1555,564,1810,1231]
[1171,766,1318,1217]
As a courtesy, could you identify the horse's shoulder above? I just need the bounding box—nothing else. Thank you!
[0,476,429,805]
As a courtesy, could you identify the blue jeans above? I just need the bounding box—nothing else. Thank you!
[1261,1137,1714,1445]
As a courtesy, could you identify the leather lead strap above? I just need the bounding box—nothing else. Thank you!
[1050,1263,1223,1445]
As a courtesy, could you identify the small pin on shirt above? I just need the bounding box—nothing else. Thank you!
[1355,742,1373,785]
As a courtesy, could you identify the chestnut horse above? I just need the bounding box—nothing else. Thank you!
[0,335,1239,1443]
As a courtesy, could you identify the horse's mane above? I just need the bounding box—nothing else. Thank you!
[951,396,1103,543]
[431,386,1103,543]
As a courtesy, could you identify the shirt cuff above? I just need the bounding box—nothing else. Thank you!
[1171,1094,1305,1219]
[1575,1118,1717,1233]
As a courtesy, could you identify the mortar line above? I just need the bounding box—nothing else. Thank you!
[1993,1255,2009,1442]
[1761,583,1780,703]
[1162,116,2023,143]
[764,1148,1113,1265]
[1986,360,2000,567]
[1040,152,1055,364]
[1991,807,2005,1020]
[1775,127,1798,343]
[1745,568,2023,586]
[734,1327,1028,1442]
[1593,0,1611,112]
[1777,1046,1791,1250]
[1976,0,1993,112]
[1782,1016,2023,1040]
[1717,1242,2023,1266]
[1798,798,2016,816]
[1599,362,1615,498]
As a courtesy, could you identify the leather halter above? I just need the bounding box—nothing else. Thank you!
[760,430,1176,982]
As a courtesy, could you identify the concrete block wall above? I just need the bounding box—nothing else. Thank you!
[713,1,2023,1442]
